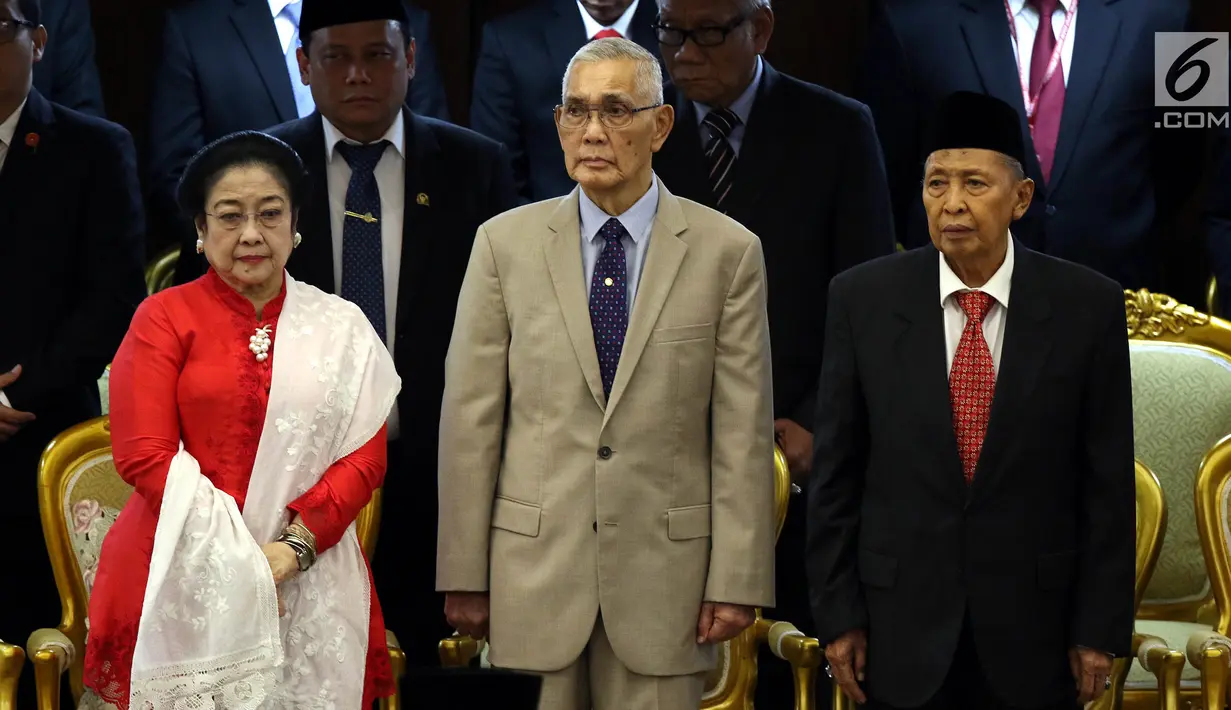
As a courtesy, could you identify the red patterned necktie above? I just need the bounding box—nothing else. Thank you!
[1027,0,1065,184]
[950,291,996,484]
[592,28,622,40]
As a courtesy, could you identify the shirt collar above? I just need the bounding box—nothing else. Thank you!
[693,55,763,128]
[268,0,298,19]
[0,97,26,150]
[1008,0,1066,16]
[938,235,1014,309]
[577,0,640,40]
[323,110,405,163]
[579,174,660,245]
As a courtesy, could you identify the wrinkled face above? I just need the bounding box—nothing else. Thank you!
[557,59,673,195]
[656,0,772,107]
[301,20,413,140]
[0,0,44,109]
[580,0,636,26]
[922,148,1033,263]
[197,165,296,291]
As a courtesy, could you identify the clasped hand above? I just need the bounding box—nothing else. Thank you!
[261,541,299,616]
[0,365,36,443]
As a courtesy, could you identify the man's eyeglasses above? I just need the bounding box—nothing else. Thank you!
[206,209,287,231]
[653,14,748,48]
[554,101,662,130]
[0,17,37,45]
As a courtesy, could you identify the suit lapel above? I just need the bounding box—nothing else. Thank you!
[967,244,1053,502]
[0,92,54,230]
[545,190,607,410]
[892,248,967,507]
[1047,0,1121,192]
[230,0,298,124]
[546,0,589,77]
[723,63,785,218]
[627,0,661,49]
[661,94,710,202]
[284,115,334,291]
[958,0,1036,149]
[395,109,438,335]
[603,182,688,424]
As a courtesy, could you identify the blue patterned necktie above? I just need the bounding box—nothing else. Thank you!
[336,140,389,343]
[590,218,629,397]
[280,1,314,118]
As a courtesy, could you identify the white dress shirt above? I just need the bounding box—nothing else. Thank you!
[0,98,25,409]
[269,0,314,117]
[940,237,1015,378]
[322,113,406,437]
[1007,0,1077,87]
[579,176,659,306]
[577,0,640,39]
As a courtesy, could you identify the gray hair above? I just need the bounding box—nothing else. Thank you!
[561,37,664,105]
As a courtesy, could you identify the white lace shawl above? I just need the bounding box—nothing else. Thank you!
[129,274,401,710]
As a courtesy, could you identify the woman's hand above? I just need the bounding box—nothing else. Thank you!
[262,542,299,616]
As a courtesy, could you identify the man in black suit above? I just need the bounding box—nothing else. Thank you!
[807,92,1134,710]
[859,0,1198,294]
[176,0,519,669]
[153,0,449,262]
[0,1,145,705]
[31,0,103,115]
[651,1,895,704]
[470,0,662,202]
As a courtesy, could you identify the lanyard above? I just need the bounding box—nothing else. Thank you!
[1004,0,1078,122]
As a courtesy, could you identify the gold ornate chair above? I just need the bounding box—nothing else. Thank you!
[25,416,405,709]
[144,246,180,296]
[1124,288,1231,709]
[0,641,24,710]
[438,445,825,709]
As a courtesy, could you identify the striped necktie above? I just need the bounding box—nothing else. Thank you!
[702,107,739,211]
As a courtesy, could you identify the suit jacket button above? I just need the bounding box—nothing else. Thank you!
[598,446,612,459]
[1045,204,1057,216]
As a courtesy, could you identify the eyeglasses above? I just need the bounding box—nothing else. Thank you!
[206,209,287,231]
[554,101,663,130]
[653,14,748,47]
[0,17,38,44]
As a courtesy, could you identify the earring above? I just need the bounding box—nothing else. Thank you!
[195,238,204,254]
[293,232,303,248]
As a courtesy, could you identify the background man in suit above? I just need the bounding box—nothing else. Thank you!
[178,0,516,671]
[438,38,775,710]
[153,0,449,261]
[470,0,662,202]
[651,2,895,702]
[0,0,145,705]
[807,92,1134,709]
[859,0,1198,295]
[31,0,103,115]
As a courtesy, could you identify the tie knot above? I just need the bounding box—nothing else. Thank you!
[702,108,740,140]
[599,217,629,242]
[281,0,302,24]
[592,28,622,40]
[1028,0,1061,18]
[336,140,389,174]
[957,291,993,323]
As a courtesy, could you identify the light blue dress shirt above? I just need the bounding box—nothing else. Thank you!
[579,176,660,307]
[692,56,764,156]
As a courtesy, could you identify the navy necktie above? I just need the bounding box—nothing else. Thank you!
[702,107,740,211]
[590,218,629,397]
[335,140,389,343]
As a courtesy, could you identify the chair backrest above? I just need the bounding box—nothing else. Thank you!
[1193,435,1231,634]
[35,415,384,701]
[144,246,180,296]
[700,445,791,709]
[1135,460,1168,612]
[1127,288,1231,624]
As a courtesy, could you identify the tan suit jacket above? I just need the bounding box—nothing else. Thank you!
[436,179,776,676]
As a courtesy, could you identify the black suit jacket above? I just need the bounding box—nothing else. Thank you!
[0,89,145,535]
[654,62,896,424]
[31,0,105,117]
[806,244,1135,708]
[858,0,1196,292]
[147,0,450,254]
[470,0,663,202]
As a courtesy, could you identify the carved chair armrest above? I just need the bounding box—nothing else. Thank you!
[1135,632,1185,710]
[438,634,484,668]
[379,629,406,710]
[25,628,74,710]
[761,619,824,710]
[0,640,26,710]
[1186,629,1231,710]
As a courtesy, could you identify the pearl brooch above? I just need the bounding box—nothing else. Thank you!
[249,325,272,363]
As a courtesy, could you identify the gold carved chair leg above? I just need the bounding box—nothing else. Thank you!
[1136,633,1185,710]
[1186,630,1231,710]
[26,628,75,710]
[379,629,406,710]
[763,620,823,710]
[0,642,25,710]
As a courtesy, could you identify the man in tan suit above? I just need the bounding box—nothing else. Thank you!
[436,37,776,710]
